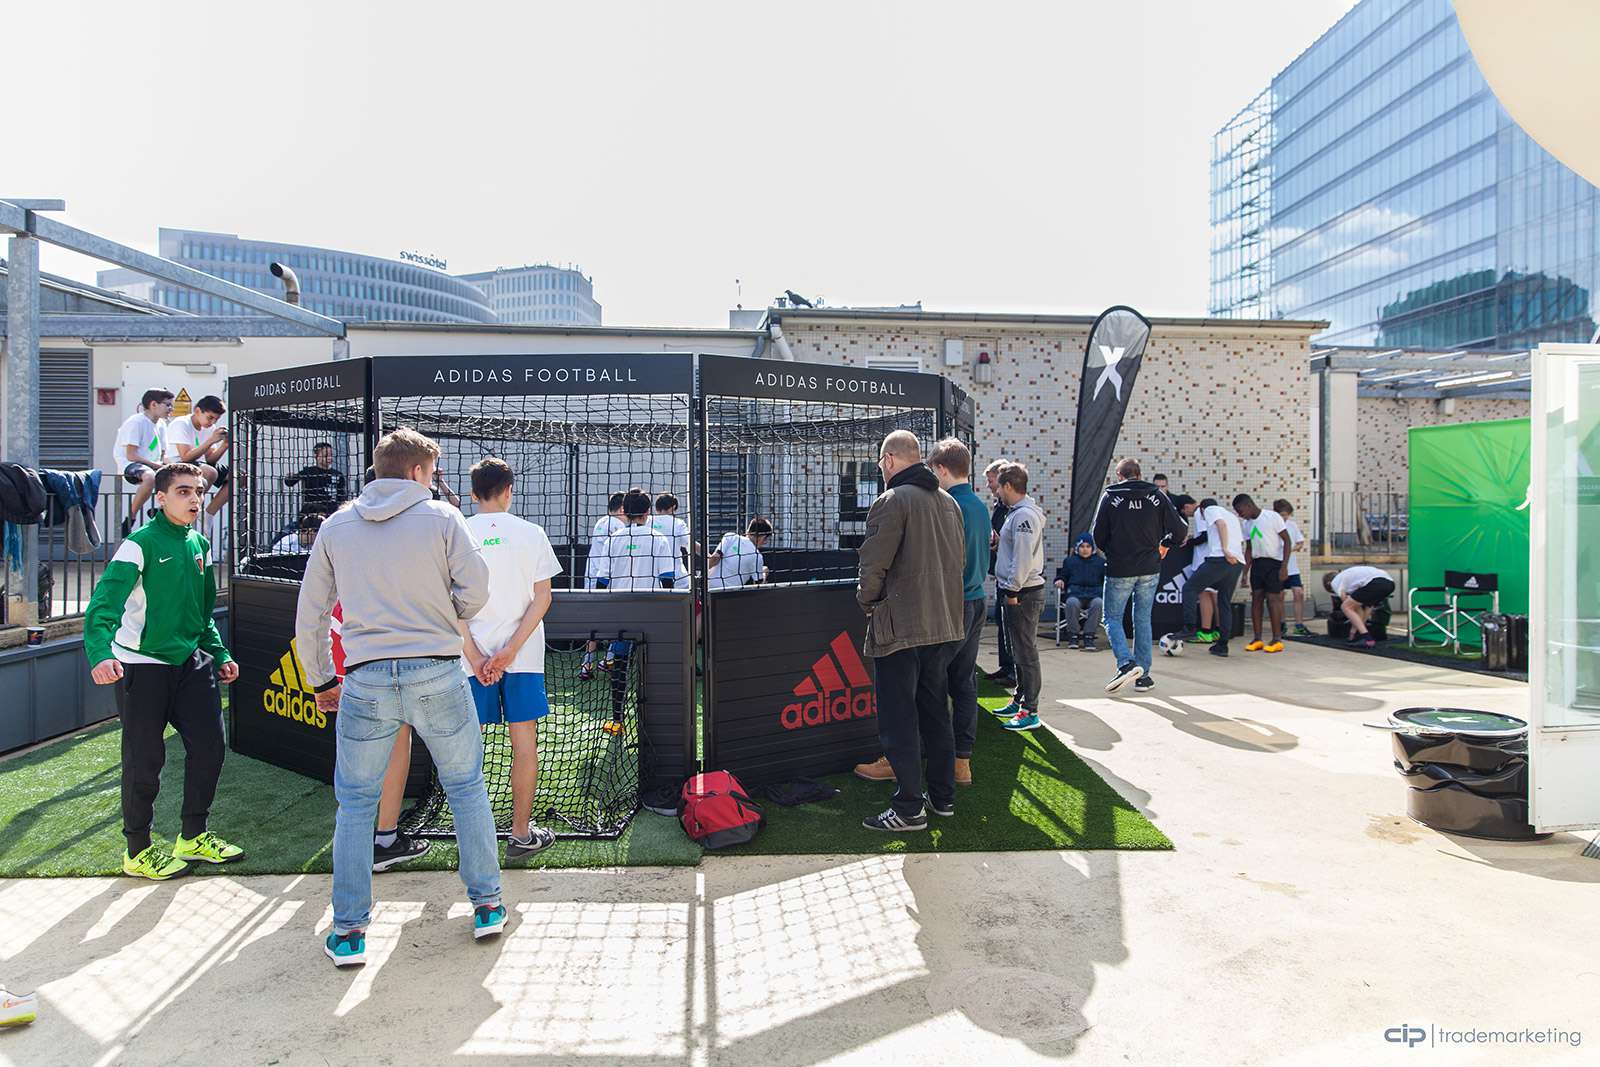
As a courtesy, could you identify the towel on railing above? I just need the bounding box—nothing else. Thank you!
[39,469,103,555]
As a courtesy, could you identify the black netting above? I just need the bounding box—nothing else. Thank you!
[232,397,367,581]
[703,397,938,584]
[379,392,691,586]
[399,640,645,839]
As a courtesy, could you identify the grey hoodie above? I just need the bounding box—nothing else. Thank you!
[295,478,489,689]
[995,494,1046,593]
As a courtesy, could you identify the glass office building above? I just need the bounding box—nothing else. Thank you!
[100,228,497,324]
[1210,0,1599,349]
[455,264,602,325]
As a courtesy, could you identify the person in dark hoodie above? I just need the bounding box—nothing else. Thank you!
[1054,532,1107,651]
[856,430,965,832]
[1092,458,1187,694]
[296,427,502,967]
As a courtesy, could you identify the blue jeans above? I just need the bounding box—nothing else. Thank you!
[1103,573,1158,674]
[332,657,501,934]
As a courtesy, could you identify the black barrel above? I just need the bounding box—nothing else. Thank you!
[1388,708,1543,840]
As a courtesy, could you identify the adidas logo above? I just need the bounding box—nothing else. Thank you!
[1463,576,1479,589]
[781,631,877,731]
[1155,571,1187,605]
[262,638,328,730]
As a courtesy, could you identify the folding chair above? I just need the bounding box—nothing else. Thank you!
[1054,586,1091,646]
[1408,570,1499,655]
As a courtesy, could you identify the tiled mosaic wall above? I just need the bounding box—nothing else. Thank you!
[774,320,1319,570]
[1356,396,1529,495]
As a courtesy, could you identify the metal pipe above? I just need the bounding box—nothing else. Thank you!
[269,262,301,305]
[768,321,795,361]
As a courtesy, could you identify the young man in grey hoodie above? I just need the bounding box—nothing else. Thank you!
[296,427,503,967]
[992,462,1048,731]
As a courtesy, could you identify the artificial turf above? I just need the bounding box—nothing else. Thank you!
[0,720,700,878]
[716,678,1172,855]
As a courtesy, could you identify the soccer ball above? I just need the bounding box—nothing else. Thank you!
[1159,633,1184,657]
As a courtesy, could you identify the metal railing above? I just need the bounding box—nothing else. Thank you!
[3,493,229,625]
[1316,487,1407,556]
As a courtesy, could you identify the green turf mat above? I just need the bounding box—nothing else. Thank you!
[716,678,1171,855]
[0,721,700,877]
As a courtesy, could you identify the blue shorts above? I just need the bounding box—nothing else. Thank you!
[1284,573,1303,590]
[469,672,550,725]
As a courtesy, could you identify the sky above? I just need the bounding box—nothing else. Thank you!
[9,0,1354,328]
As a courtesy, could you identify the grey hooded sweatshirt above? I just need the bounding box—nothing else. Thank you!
[995,494,1046,594]
[295,478,490,690]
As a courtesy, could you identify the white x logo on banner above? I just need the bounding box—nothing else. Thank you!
[1093,345,1127,401]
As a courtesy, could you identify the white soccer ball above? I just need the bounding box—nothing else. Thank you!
[1159,633,1184,657]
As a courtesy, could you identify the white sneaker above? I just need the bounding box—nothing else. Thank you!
[0,987,38,1027]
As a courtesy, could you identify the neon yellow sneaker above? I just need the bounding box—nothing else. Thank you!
[173,831,245,865]
[123,844,190,880]
[1245,640,1265,652]
[0,986,37,1027]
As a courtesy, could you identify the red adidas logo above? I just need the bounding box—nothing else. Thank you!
[781,631,877,730]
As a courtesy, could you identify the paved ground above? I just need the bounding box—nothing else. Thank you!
[2,636,1594,1066]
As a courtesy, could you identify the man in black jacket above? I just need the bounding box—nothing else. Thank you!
[1091,458,1187,694]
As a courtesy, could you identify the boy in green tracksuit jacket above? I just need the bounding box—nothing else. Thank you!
[84,463,245,880]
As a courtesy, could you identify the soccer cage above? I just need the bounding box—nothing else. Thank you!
[226,354,972,840]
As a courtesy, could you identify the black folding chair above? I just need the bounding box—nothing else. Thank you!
[1409,570,1499,655]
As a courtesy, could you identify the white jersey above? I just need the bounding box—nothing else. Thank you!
[1200,505,1243,561]
[1284,519,1305,576]
[585,514,626,589]
[593,522,679,592]
[1332,565,1391,600]
[164,415,221,463]
[709,532,764,590]
[1244,508,1288,561]
[650,513,692,589]
[464,512,563,674]
[112,412,164,472]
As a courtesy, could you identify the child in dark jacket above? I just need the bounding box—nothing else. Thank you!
[1054,533,1107,650]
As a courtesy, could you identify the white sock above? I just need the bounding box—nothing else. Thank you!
[375,828,398,849]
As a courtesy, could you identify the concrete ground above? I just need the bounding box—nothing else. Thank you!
[2,636,1594,1066]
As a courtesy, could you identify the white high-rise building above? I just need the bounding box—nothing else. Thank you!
[455,264,602,325]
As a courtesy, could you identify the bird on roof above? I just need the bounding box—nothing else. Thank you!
[784,290,814,309]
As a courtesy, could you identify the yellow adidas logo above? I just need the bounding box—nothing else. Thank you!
[261,638,327,729]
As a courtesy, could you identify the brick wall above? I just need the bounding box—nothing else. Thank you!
[773,318,1317,570]
[1356,396,1529,495]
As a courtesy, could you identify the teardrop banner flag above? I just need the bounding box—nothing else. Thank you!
[1068,305,1154,539]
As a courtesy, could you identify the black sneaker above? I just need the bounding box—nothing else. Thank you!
[862,806,928,832]
[1083,639,1098,652]
[925,796,955,817]
[641,784,681,817]
[119,514,134,538]
[506,827,557,860]
[984,668,1013,682]
[372,832,431,872]
[1133,675,1155,692]
[1209,642,1230,657]
[1105,661,1144,693]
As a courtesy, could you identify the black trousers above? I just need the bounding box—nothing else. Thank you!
[949,599,987,759]
[994,592,1014,672]
[873,642,957,818]
[1181,559,1245,644]
[1002,585,1046,711]
[118,649,225,854]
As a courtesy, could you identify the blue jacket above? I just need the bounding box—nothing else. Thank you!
[1056,551,1106,600]
[948,482,991,601]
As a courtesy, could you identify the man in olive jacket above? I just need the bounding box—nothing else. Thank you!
[856,430,966,831]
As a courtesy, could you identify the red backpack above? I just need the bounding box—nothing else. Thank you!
[680,771,764,848]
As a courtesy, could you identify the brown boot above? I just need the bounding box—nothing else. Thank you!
[854,756,895,782]
[954,757,972,786]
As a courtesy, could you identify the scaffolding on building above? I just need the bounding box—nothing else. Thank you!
[1209,88,1274,319]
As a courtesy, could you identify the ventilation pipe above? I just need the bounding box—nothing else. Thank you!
[768,321,796,361]
[269,261,301,305]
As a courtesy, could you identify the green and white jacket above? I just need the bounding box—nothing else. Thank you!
[84,513,232,667]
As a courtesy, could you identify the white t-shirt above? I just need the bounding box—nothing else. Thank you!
[464,512,563,674]
[585,514,625,588]
[1332,565,1391,600]
[1284,519,1305,576]
[593,521,679,592]
[650,513,692,588]
[164,415,222,463]
[112,413,164,472]
[709,533,764,590]
[1245,508,1288,561]
[1200,506,1243,562]
[271,531,310,554]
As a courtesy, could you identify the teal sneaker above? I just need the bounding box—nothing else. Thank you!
[473,903,508,940]
[990,700,1022,718]
[1001,711,1042,732]
[324,930,366,967]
